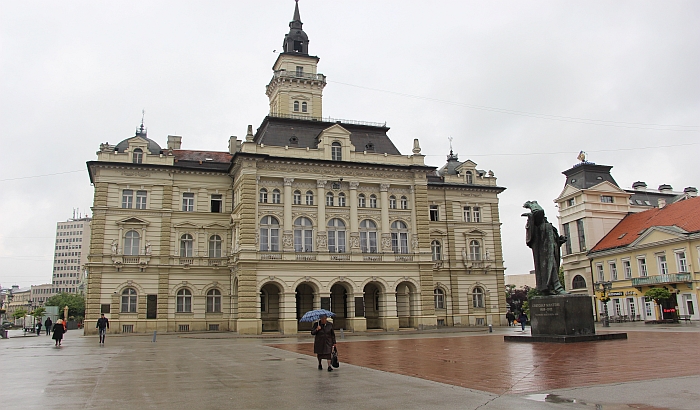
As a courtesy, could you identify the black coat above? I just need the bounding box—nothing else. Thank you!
[311,322,336,356]
[52,323,65,340]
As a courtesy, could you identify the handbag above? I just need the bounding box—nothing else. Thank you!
[331,346,339,368]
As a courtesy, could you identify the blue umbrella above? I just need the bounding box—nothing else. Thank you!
[299,309,335,323]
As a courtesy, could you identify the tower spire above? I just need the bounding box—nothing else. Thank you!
[283,0,308,54]
[292,0,301,25]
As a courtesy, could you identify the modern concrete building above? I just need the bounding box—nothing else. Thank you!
[30,284,55,306]
[52,216,92,295]
[84,2,507,335]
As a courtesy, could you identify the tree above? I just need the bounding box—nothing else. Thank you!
[45,293,85,320]
[506,285,530,315]
[645,288,672,320]
[31,307,46,320]
[12,307,28,319]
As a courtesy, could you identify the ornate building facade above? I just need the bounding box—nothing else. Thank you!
[84,3,507,335]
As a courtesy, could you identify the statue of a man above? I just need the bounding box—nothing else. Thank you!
[522,201,567,295]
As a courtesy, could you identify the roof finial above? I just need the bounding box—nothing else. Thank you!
[293,0,301,23]
[448,136,453,154]
[136,109,147,137]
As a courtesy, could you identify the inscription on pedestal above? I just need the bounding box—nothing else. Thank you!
[530,295,595,336]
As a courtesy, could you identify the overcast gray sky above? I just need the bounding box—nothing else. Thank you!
[1,1,699,289]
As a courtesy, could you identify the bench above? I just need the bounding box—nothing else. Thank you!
[679,315,692,322]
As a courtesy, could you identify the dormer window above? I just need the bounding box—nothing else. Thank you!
[331,142,342,161]
[294,101,300,112]
[301,102,308,113]
[465,171,473,184]
[133,148,143,164]
[365,143,375,152]
[289,136,298,145]
[296,66,304,76]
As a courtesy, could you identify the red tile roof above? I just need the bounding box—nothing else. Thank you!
[172,150,232,163]
[590,196,700,253]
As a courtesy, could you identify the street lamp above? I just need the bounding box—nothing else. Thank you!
[595,281,613,327]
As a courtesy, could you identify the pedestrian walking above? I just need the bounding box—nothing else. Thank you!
[45,317,52,335]
[518,311,528,331]
[96,313,109,344]
[506,310,515,327]
[311,314,337,372]
[52,319,65,346]
[36,322,42,336]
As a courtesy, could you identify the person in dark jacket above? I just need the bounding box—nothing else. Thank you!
[45,317,52,335]
[518,311,528,331]
[506,310,515,327]
[311,314,336,372]
[96,314,109,344]
[36,322,42,336]
[52,320,65,346]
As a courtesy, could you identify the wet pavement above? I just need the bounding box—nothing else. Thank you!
[1,323,698,409]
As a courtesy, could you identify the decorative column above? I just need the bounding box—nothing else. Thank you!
[380,291,400,332]
[349,181,360,251]
[380,183,391,252]
[410,185,419,252]
[316,180,327,251]
[283,178,294,251]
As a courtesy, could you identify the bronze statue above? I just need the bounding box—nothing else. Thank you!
[522,201,567,295]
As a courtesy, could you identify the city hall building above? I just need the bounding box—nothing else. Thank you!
[84,3,507,335]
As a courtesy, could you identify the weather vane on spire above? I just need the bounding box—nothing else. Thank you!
[448,136,453,152]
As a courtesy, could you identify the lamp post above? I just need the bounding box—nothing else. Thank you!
[595,281,613,327]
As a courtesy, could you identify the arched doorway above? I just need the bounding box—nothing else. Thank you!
[260,283,281,332]
[363,282,383,329]
[296,283,316,331]
[330,283,350,330]
[396,281,418,328]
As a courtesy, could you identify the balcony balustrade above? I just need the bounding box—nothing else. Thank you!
[631,273,692,286]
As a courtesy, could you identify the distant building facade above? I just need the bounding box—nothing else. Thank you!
[30,284,55,306]
[84,3,508,335]
[52,216,92,295]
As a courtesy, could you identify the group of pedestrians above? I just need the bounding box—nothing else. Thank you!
[506,310,529,331]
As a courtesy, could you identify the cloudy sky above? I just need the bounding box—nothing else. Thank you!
[1,1,698,288]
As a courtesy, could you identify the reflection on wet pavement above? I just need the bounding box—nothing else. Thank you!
[523,394,670,409]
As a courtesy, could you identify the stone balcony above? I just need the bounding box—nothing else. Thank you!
[257,252,421,263]
[631,273,692,286]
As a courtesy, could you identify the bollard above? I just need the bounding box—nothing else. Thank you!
[152,331,157,342]
[340,328,345,339]
[488,324,493,333]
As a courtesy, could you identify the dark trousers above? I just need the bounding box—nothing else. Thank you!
[46,327,51,335]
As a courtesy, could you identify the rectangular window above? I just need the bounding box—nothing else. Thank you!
[567,198,575,207]
[295,66,303,76]
[596,264,605,282]
[182,192,194,211]
[645,301,652,317]
[563,223,572,255]
[135,190,147,209]
[614,299,622,316]
[463,206,471,222]
[657,254,668,275]
[638,257,648,277]
[576,219,586,252]
[121,190,133,209]
[622,259,632,279]
[676,251,688,273]
[473,207,481,222]
[601,195,614,203]
[429,205,439,221]
[293,191,301,205]
[609,262,618,280]
[211,194,223,213]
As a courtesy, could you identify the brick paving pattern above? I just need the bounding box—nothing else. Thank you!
[272,331,700,394]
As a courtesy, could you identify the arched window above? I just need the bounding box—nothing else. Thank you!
[293,100,300,112]
[301,101,308,113]
[327,218,346,253]
[206,289,221,313]
[469,240,481,261]
[434,288,445,309]
[358,194,366,208]
[465,171,473,184]
[369,194,378,208]
[391,221,409,254]
[431,240,442,261]
[338,192,346,207]
[132,148,143,164]
[331,142,342,161]
[259,188,268,203]
[271,189,281,204]
[208,235,222,258]
[124,230,140,256]
[305,191,314,205]
[176,288,192,313]
[389,195,397,209]
[121,288,137,313]
[180,234,193,257]
[572,275,587,290]
[294,217,313,252]
[400,196,408,210]
[472,287,484,308]
[326,192,334,207]
[260,216,280,251]
[360,219,377,253]
[293,190,302,205]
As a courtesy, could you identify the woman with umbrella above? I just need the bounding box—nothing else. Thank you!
[307,311,336,371]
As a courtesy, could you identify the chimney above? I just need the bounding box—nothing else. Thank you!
[412,138,421,154]
[632,181,647,191]
[167,135,182,150]
[658,198,666,208]
[658,184,673,193]
[228,136,241,154]
[684,187,698,197]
